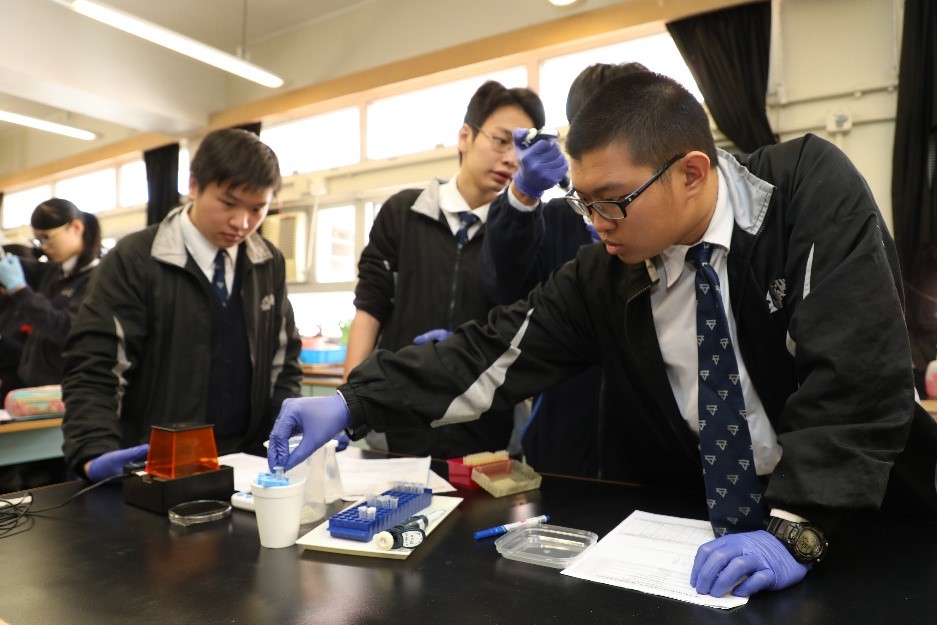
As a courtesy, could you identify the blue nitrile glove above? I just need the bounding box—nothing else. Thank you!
[413,328,453,345]
[86,444,150,483]
[0,255,27,292]
[268,395,350,472]
[511,128,569,199]
[691,530,810,597]
[333,432,350,452]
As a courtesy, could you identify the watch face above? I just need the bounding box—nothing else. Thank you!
[794,528,823,558]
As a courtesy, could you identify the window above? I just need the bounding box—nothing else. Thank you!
[538,32,702,128]
[178,148,190,197]
[366,67,528,160]
[2,185,52,229]
[262,107,360,175]
[55,168,117,214]
[118,160,148,208]
[363,200,381,245]
[314,205,356,284]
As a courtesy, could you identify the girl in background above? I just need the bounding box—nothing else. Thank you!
[0,198,102,490]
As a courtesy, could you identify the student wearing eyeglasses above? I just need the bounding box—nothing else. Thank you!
[0,198,102,396]
[478,62,649,479]
[341,80,565,459]
[271,71,937,598]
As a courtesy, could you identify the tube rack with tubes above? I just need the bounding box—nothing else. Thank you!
[327,484,433,542]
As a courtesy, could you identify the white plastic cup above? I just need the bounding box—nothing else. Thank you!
[251,475,306,548]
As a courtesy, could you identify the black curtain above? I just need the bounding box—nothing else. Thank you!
[666,1,776,153]
[232,122,262,136]
[144,143,181,225]
[892,0,937,383]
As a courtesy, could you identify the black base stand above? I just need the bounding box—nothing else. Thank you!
[123,465,235,514]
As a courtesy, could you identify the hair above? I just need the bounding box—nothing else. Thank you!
[565,62,649,122]
[189,128,282,195]
[566,71,717,172]
[31,198,102,267]
[460,80,546,163]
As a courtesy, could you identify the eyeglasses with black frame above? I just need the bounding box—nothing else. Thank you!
[565,153,686,221]
[470,125,513,153]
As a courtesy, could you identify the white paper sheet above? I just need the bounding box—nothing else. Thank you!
[218,452,455,499]
[561,510,747,610]
[336,455,448,499]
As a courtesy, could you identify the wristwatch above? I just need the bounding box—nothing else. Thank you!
[767,516,829,564]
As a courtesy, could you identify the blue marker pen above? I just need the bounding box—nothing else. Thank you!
[473,514,550,540]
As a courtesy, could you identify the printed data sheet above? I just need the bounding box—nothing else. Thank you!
[561,510,747,609]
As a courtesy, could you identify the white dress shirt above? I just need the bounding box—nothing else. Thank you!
[179,206,239,295]
[437,175,487,240]
[648,172,783,478]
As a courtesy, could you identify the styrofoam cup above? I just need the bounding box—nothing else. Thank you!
[251,475,306,548]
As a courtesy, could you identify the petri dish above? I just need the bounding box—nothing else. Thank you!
[168,499,233,526]
[494,524,598,569]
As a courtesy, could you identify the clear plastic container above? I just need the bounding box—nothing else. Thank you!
[494,524,598,569]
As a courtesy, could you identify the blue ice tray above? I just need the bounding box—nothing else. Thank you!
[327,487,433,542]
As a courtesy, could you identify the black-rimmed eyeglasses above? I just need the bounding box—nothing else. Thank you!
[565,153,685,221]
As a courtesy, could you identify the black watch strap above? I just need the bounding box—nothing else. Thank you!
[767,516,828,564]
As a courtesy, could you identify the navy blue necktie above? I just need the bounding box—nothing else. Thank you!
[212,249,228,305]
[455,211,479,248]
[686,242,767,536]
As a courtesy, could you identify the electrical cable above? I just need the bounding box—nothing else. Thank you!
[0,473,126,539]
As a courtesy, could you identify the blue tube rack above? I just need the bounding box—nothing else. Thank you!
[328,487,433,542]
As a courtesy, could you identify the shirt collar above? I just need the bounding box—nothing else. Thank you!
[657,171,732,288]
[438,174,489,222]
[61,255,79,276]
[180,206,239,273]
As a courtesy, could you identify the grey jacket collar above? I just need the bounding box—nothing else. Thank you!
[409,179,446,220]
[716,147,775,237]
[151,205,273,268]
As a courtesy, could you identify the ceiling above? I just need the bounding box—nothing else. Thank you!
[102,0,370,54]
[0,0,376,167]
[0,0,730,182]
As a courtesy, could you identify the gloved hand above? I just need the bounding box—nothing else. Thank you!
[333,432,350,452]
[268,395,350,472]
[691,529,810,597]
[413,328,453,345]
[511,128,569,200]
[85,444,150,483]
[0,255,27,293]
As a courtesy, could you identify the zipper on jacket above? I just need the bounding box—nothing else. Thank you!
[446,243,465,329]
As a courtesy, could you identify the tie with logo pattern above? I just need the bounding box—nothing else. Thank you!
[455,211,480,249]
[213,249,228,305]
[686,242,767,536]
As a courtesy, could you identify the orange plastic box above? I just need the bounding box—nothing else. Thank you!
[145,423,220,479]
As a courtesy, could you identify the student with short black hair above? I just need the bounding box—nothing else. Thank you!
[62,128,303,483]
[342,80,565,458]
[479,61,649,478]
[269,72,937,598]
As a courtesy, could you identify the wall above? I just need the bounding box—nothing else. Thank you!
[768,0,900,229]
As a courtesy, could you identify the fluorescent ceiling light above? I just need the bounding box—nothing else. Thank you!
[69,0,285,89]
[0,109,96,140]
[548,0,583,6]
